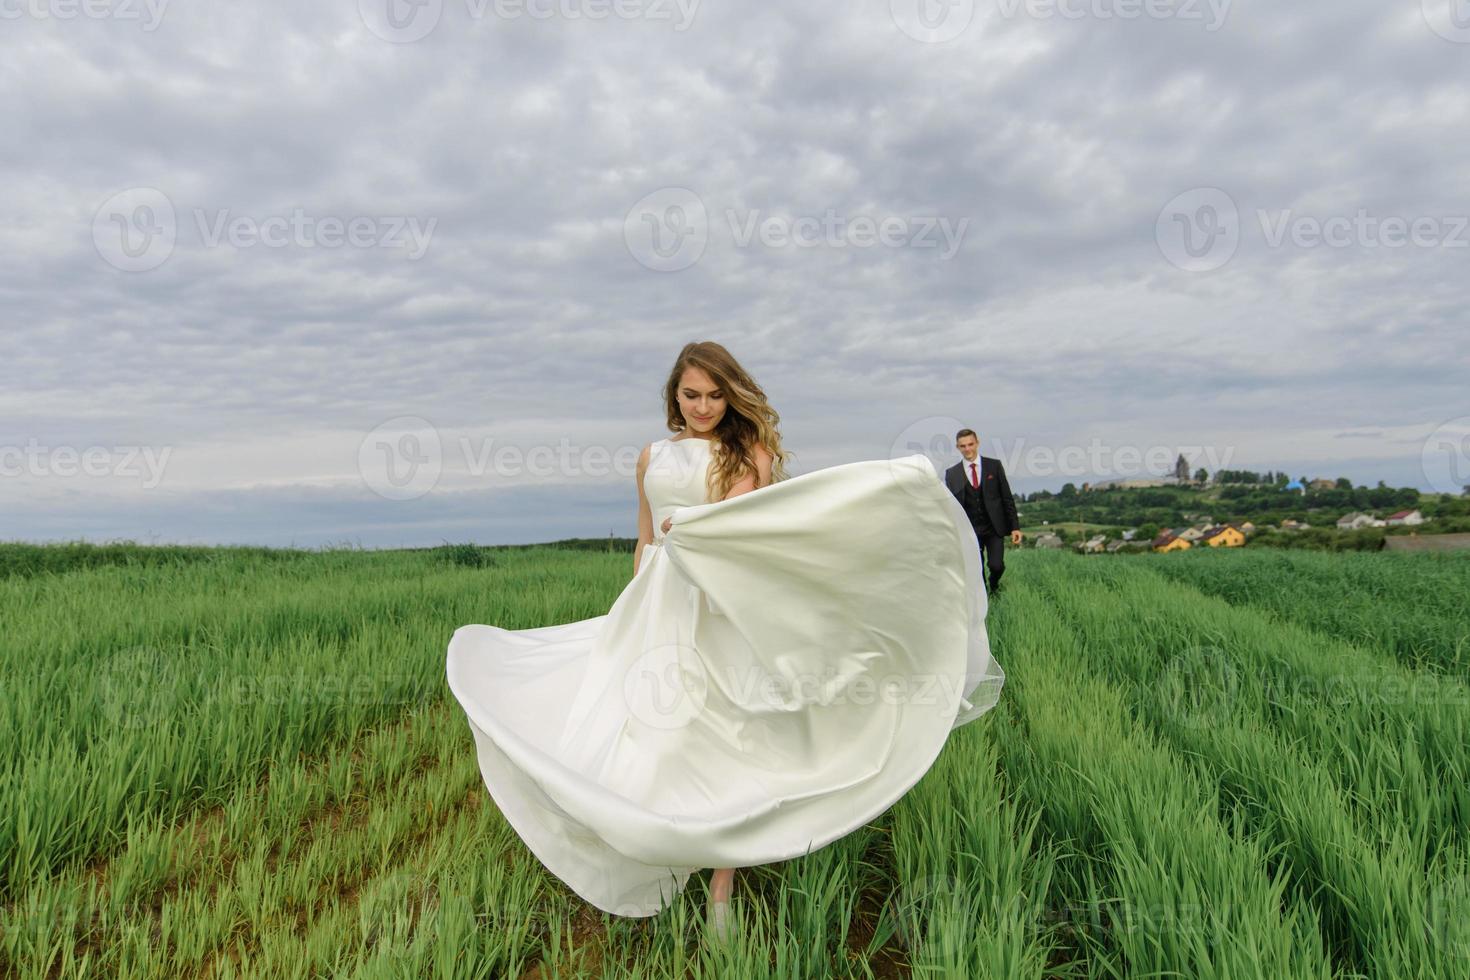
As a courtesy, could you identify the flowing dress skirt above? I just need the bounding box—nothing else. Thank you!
[445,453,1004,915]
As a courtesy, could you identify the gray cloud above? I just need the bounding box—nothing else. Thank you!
[3,0,1466,545]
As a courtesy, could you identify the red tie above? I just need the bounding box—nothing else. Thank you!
[969,462,979,489]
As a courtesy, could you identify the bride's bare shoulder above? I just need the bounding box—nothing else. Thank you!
[751,443,776,486]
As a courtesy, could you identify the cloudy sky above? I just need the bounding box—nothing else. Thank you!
[4,0,1467,547]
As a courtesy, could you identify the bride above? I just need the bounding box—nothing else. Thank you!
[445,340,1004,935]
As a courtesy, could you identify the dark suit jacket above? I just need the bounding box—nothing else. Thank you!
[945,455,1019,536]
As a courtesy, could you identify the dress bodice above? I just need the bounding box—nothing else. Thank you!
[645,437,714,542]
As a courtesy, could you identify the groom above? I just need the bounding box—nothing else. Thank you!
[944,428,1021,595]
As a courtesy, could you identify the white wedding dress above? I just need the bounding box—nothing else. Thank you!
[445,436,1004,916]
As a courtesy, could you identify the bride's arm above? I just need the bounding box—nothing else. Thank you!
[633,443,654,574]
[721,443,774,500]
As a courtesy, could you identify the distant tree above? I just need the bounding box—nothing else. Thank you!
[1173,454,1190,481]
[1335,477,1353,490]
[1194,467,1208,484]
[1463,484,1470,497]
[1060,482,1077,498]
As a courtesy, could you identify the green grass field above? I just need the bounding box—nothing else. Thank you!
[1018,522,1116,536]
[1,544,1467,979]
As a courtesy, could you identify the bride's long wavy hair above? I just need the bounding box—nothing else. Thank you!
[663,341,791,502]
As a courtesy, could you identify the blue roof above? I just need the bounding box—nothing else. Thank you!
[1284,479,1304,489]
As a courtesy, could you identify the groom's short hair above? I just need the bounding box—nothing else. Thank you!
[955,428,977,442]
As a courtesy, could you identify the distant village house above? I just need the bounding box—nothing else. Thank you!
[1199,524,1246,548]
[1153,530,1192,553]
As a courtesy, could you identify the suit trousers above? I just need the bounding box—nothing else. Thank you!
[973,526,1006,593]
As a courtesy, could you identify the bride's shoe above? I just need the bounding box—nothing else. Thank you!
[707,867,736,942]
[709,896,732,940]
